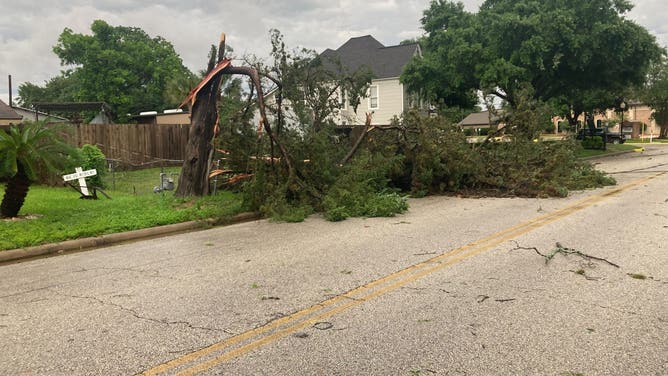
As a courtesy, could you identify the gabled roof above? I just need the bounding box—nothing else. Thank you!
[320,35,420,79]
[458,110,503,127]
[0,99,22,120]
[11,106,69,122]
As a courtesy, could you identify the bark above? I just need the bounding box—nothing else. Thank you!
[340,113,372,165]
[175,33,295,196]
[660,123,668,138]
[0,164,31,218]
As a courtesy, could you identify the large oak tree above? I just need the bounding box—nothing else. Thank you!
[402,0,664,124]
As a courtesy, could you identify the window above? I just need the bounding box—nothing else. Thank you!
[369,85,379,109]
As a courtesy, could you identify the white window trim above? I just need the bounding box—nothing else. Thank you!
[368,85,379,110]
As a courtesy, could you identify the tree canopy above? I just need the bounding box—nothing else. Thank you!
[638,57,668,137]
[19,20,192,122]
[402,0,665,120]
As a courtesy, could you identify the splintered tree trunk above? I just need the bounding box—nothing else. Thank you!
[176,87,221,196]
[176,35,228,197]
[175,32,294,197]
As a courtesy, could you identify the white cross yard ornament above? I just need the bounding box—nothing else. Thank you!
[63,167,97,196]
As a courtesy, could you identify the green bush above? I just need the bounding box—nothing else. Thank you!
[77,144,107,188]
[581,136,603,150]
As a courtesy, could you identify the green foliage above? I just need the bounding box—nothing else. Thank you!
[581,136,604,150]
[28,19,195,121]
[0,122,73,181]
[239,29,616,222]
[0,122,75,217]
[403,0,664,120]
[265,29,373,132]
[401,1,479,109]
[17,75,81,110]
[76,144,107,188]
[323,153,407,221]
[637,56,668,138]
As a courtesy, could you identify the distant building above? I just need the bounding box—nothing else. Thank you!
[264,35,422,127]
[131,109,190,125]
[552,102,658,138]
[11,105,69,123]
[458,110,505,134]
[0,99,22,127]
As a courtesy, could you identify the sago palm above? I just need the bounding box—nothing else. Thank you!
[0,121,73,218]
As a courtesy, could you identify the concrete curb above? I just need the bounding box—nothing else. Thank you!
[0,212,262,264]
[582,149,637,160]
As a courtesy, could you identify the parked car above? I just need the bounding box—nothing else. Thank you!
[576,128,625,144]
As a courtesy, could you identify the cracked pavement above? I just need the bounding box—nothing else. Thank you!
[1,145,667,375]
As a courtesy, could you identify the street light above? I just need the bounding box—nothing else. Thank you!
[620,101,626,141]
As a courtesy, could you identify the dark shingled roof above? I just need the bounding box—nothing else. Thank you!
[320,35,420,79]
[0,99,22,120]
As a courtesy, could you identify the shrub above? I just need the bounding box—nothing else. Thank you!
[581,136,603,150]
[78,144,107,188]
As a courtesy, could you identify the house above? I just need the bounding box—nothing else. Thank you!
[0,99,22,127]
[321,35,421,125]
[11,105,69,123]
[33,102,113,125]
[552,102,659,138]
[263,35,421,127]
[131,109,190,125]
[458,110,504,134]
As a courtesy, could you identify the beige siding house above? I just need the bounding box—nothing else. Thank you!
[323,36,421,126]
[264,35,421,127]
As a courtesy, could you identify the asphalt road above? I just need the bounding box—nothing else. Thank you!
[1,145,667,376]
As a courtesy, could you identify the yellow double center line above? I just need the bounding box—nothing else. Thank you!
[141,171,665,376]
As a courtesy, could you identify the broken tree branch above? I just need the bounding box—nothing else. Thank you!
[340,112,373,165]
[510,241,620,268]
[221,65,295,179]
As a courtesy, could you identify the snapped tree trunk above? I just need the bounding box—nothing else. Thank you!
[176,34,228,197]
[175,33,294,197]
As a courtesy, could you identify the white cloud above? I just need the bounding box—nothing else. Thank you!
[1,0,666,105]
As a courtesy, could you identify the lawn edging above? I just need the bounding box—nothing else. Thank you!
[0,211,261,264]
[581,148,637,160]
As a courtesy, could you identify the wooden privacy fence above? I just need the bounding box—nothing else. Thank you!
[62,123,190,166]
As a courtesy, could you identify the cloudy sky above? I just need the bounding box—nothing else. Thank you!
[1,0,666,105]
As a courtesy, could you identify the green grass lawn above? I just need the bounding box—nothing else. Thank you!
[626,138,668,144]
[0,167,245,251]
[575,143,639,158]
